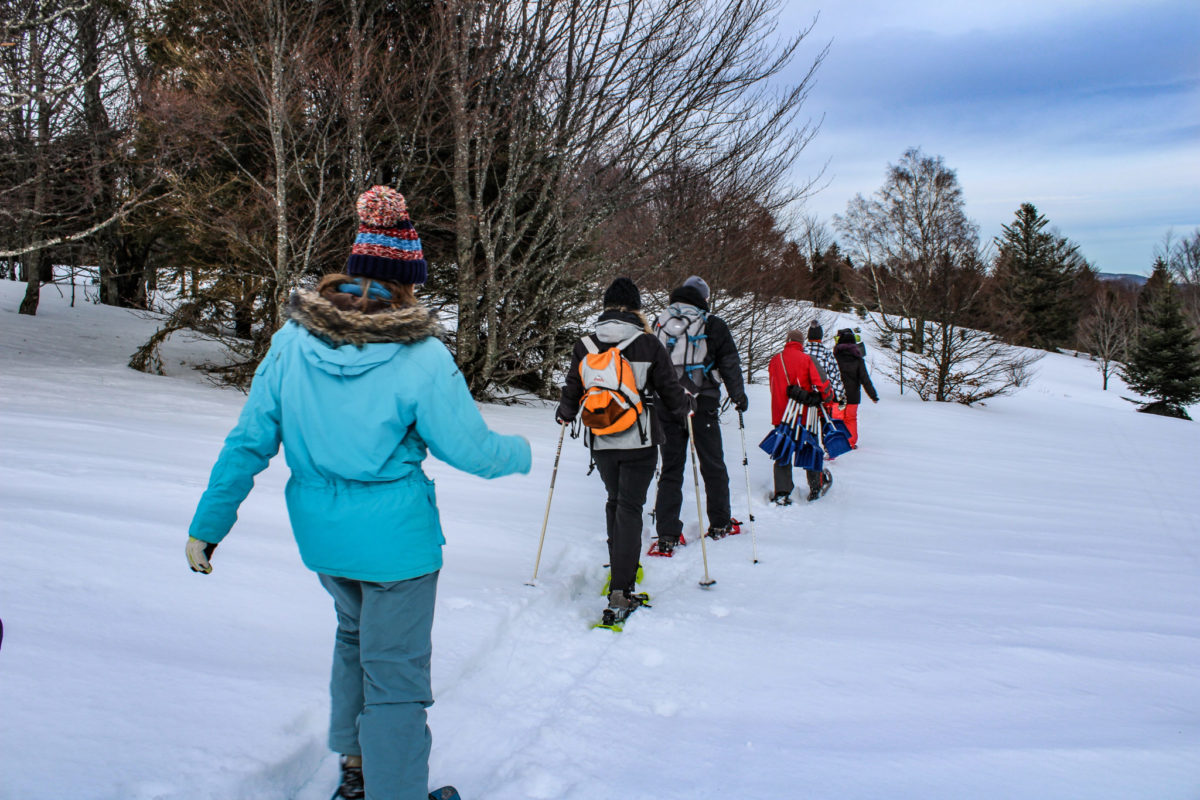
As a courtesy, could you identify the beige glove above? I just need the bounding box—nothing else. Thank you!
[186,537,217,574]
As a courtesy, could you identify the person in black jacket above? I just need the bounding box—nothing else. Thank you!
[557,278,690,613]
[838,326,867,357]
[832,329,879,448]
[651,275,748,551]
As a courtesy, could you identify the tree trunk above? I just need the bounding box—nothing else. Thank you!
[270,7,289,316]
[18,254,43,315]
[80,2,135,309]
[18,22,51,316]
[235,276,255,340]
[448,21,480,382]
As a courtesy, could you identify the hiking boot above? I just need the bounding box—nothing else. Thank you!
[806,469,832,501]
[607,589,635,611]
[770,492,792,506]
[654,536,678,555]
[706,523,733,540]
[336,755,364,799]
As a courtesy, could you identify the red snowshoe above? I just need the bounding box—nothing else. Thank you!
[647,532,687,557]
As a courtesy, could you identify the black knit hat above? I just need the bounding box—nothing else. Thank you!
[837,330,856,345]
[603,277,641,310]
[807,323,823,341]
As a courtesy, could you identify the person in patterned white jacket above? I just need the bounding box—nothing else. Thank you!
[806,323,845,407]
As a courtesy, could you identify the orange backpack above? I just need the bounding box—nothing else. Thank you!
[578,334,646,440]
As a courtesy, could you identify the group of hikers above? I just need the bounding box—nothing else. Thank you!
[555,274,879,623]
[182,187,878,800]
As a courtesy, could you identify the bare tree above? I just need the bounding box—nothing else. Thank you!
[429,0,824,396]
[1,0,161,314]
[836,149,1039,403]
[1159,228,1200,331]
[592,159,814,385]
[797,212,833,264]
[708,202,811,384]
[131,0,374,381]
[1077,286,1133,390]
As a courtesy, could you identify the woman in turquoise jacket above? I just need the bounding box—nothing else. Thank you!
[186,186,531,800]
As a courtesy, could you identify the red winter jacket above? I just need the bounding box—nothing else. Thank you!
[767,341,830,426]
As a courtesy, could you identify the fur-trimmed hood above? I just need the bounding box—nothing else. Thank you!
[286,288,443,348]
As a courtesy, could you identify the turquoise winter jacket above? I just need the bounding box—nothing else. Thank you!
[188,289,532,582]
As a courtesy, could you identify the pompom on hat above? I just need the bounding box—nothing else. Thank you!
[346,185,427,284]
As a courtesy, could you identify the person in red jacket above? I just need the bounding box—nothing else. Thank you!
[767,330,832,504]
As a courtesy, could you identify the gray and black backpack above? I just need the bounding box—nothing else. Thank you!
[654,303,713,387]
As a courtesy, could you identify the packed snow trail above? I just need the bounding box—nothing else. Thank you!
[2,281,1200,800]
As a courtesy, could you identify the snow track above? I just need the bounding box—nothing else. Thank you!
[3,282,1200,800]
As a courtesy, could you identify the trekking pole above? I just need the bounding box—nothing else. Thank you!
[649,465,660,526]
[687,411,716,588]
[526,421,567,586]
[737,411,759,564]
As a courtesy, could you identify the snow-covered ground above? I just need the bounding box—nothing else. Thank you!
[2,279,1199,800]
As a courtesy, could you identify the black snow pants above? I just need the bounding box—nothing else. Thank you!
[773,463,822,498]
[592,446,658,593]
[654,394,731,539]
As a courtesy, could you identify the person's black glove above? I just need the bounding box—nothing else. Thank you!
[555,409,573,425]
[732,394,748,413]
[684,390,698,415]
[785,385,810,404]
[803,391,824,407]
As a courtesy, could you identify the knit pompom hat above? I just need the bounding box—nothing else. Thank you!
[807,323,823,341]
[345,186,427,284]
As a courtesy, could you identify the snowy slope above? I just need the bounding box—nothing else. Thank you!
[2,280,1199,800]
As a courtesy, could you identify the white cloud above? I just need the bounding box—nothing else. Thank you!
[777,0,1200,272]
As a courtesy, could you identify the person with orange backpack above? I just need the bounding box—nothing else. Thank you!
[556,278,691,620]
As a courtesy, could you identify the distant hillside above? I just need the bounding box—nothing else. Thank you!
[1098,272,1148,287]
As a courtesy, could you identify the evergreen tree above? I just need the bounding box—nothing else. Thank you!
[993,202,1089,350]
[1121,259,1200,419]
[809,243,851,310]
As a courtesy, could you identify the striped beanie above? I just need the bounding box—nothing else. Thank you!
[345,186,427,284]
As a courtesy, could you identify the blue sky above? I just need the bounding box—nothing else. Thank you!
[779,0,1200,274]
